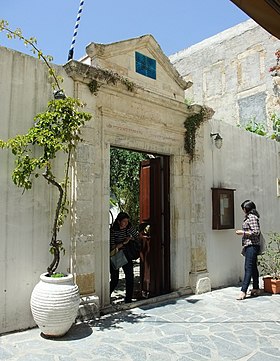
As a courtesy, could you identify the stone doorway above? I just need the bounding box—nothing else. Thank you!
[109,147,170,304]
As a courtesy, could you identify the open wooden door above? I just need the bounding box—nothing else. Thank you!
[139,156,170,298]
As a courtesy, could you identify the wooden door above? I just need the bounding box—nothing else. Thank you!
[139,156,170,298]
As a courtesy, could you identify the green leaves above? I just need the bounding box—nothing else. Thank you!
[184,107,207,160]
[110,148,148,225]
[1,97,91,190]
[49,240,65,256]
[242,120,268,136]
[239,113,280,140]
[1,96,91,274]
[0,19,92,275]
[258,232,280,279]
[271,113,280,141]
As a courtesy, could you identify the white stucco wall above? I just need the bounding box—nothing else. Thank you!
[204,119,280,288]
[0,46,74,333]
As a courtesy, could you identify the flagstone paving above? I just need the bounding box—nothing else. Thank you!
[1,286,280,361]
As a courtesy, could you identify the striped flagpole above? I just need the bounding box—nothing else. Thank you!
[68,0,85,61]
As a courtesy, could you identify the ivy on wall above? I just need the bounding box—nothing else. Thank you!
[88,68,136,95]
[184,105,214,161]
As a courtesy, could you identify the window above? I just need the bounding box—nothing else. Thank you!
[135,51,156,80]
[212,188,235,230]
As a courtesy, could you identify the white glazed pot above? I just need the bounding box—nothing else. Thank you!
[30,273,80,337]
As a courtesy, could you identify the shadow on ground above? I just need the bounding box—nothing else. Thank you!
[91,310,149,331]
[41,322,93,341]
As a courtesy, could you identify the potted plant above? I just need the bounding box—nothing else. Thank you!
[258,232,280,294]
[0,20,92,336]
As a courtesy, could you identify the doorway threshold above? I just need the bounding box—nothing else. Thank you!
[100,287,193,316]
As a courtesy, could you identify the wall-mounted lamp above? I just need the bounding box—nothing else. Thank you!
[210,132,223,149]
[53,89,66,100]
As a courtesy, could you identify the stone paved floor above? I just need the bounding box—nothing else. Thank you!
[1,285,280,361]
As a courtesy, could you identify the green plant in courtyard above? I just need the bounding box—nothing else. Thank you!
[110,148,148,226]
[0,20,92,275]
[239,114,280,141]
[270,113,280,141]
[258,232,280,279]
[240,119,268,136]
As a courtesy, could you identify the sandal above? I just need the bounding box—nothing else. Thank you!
[236,292,246,300]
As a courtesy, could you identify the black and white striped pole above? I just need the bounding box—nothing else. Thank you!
[68,0,85,61]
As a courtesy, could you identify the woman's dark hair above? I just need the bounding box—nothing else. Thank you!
[241,200,260,217]
[112,211,131,230]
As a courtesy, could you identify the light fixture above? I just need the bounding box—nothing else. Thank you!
[210,132,223,149]
[53,89,66,100]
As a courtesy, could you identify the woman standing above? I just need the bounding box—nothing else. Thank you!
[110,212,139,303]
[236,200,261,300]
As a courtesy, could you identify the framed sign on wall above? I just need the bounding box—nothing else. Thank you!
[212,188,236,230]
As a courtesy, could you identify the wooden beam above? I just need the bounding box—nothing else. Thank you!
[230,0,280,39]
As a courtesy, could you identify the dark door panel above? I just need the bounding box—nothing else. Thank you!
[139,157,170,298]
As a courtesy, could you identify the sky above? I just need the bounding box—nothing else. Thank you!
[1,0,249,65]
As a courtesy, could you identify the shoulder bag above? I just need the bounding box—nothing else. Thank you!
[110,249,128,270]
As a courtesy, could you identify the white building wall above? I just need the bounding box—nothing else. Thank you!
[0,46,73,333]
[204,119,280,288]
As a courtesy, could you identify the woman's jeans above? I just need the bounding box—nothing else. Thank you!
[241,245,260,293]
[110,259,134,302]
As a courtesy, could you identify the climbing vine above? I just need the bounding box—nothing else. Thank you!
[184,106,213,161]
[88,68,136,95]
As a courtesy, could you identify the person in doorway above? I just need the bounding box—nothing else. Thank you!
[110,212,139,303]
[236,200,261,300]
